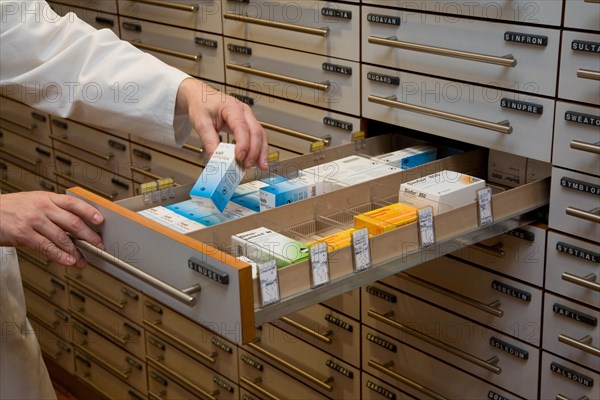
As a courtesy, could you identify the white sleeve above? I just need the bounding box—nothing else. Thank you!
[0,0,192,147]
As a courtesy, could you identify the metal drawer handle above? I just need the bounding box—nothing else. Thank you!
[50,135,114,161]
[146,357,218,400]
[240,376,280,400]
[16,249,50,268]
[368,95,513,135]
[368,309,502,374]
[74,357,116,400]
[556,395,589,400]
[368,36,517,67]
[40,348,62,361]
[368,360,447,400]
[148,392,164,400]
[227,63,331,92]
[27,312,58,333]
[260,121,331,146]
[130,166,163,181]
[69,309,129,346]
[132,0,198,12]
[224,13,329,37]
[72,238,200,306]
[279,316,334,344]
[571,140,600,155]
[66,276,127,310]
[0,116,36,131]
[398,272,504,317]
[0,147,38,167]
[143,319,217,364]
[130,41,201,62]
[182,143,204,155]
[73,344,132,380]
[562,272,600,292]
[566,206,600,224]
[558,334,600,357]
[577,69,600,81]
[22,280,56,300]
[471,242,505,258]
[584,0,600,2]
[247,341,334,391]
[0,178,27,193]
[54,172,117,201]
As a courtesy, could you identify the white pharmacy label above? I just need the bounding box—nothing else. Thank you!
[418,206,435,248]
[310,242,330,288]
[352,228,372,272]
[477,187,494,227]
[257,261,280,307]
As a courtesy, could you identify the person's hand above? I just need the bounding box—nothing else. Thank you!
[0,191,105,268]
[176,78,269,170]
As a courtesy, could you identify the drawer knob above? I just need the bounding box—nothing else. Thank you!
[558,334,600,357]
[224,13,329,37]
[566,206,600,224]
[570,140,600,155]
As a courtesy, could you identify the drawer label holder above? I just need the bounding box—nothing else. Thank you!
[352,228,372,272]
[553,303,597,326]
[321,7,352,20]
[188,257,229,285]
[500,98,543,115]
[195,37,218,48]
[213,376,234,393]
[241,354,263,371]
[488,391,510,400]
[367,13,400,26]
[565,111,600,127]
[491,280,531,302]
[323,117,353,131]
[325,314,353,332]
[367,71,400,86]
[506,228,535,242]
[560,177,600,196]
[366,333,397,353]
[326,359,354,379]
[257,260,280,307]
[504,31,548,46]
[310,242,330,288]
[550,362,594,387]
[322,62,352,76]
[489,336,529,359]
[572,40,600,54]
[227,44,252,55]
[366,285,397,303]
[556,241,599,263]
[211,337,233,354]
[367,381,396,400]
[230,93,254,106]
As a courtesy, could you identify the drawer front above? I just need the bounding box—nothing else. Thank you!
[49,2,120,35]
[564,0,600,31]
[120,18,224,82]
[543,293,600,371]
[363,6,560,96]
[271,302,361,368]
[546,231,599,308]
[553,101,600,176]
[559,31,600,106]
[363,66,555,162]
[38,331,74,375]
[540,352,600,400]
[383,257,543,345]
[20,260,68,310]
[362,372,417,400]
[24,287,72,341]
[225,38,360,115]
[148,364,237,400]
[362,282,540,399]
[321,288,361,322]
[0,98,51,145]
[549,167,600,242]
[48,0,118,14]
[71,318,147,394]
[0,161,56,194]
[17,249,65,280]
[118,0,222,33]
[362,326,521,400]
[0,130,54,180]
[130,130,208,167]
[451,224,547,287]
[145,332,238,400]
[238,348,328,400]
[223,0,360,61]
[143,296,238,381]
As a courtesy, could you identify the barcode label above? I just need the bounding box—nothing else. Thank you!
[257,261,280,307]
[310,242,330,288]
[311,186,317,197]
[418,206,435,248]
[352,228,371,272]
[477,187,494,227]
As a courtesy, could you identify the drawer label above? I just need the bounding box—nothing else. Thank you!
[195,37,218,48]
[489,337,529,359]
[121,286,139,300]
[560,177,600,196]
[367,13,400,26]
[325,314,353,332]
[211,336,233,353]
[491,280,531,302]
[506,228,535,242]
[323,116,352,131]
[366,286,397,303]
[326,359,354,379]
[500,98,543,115]
[557,241,599,263]
[550,362,594,387]
[504,31,548,46]
[188,257,229,285]
[149,371,168,386]
[322,62,352,76]
[213,376,234,393]
[367,381,396,400]
[572,40,600,54]
[144,301,163,315]
[366,333,397,353]
[487,391,510,400]
[230,93,254,106]
[565,111,600,127]
[553,303,597,326]
[367,72,400,86]
[121,22,141,32]
[240,354,263,371]
[321,7,352,20]
[31,112,46,122]
[227,44,252,55]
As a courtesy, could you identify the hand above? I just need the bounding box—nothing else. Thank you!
[0,192,105,268]
[176,78,269,170]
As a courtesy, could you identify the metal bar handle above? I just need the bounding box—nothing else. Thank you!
[558,334,600,357]
[129,166,164,181]
[562,272,600,292]
[0,116,36,131]
[146,357,217,400]
[131,0,198,12]
[22,280,56,300]
[471,242,505,258]
[398,272,504,317]
[566,206,600,224]
[40,348,61,361]
[368,36,517,67]
[148,392,164,400]
[570,140,600,155]
[74,358,120,400]
[223,13,329,37]
[368,360,447,400]
[74,344,131,380]
[240,376,280,400]
[143,319,216,364]
[226,63,330,91]
[556,395,589,400]
[50,135,114,161]
[279,316,333,344]
[130,41,201,62]
[66,276,126,310]
[577,69,600,81]
[260,121,331,145]
[584,0,600,2]
[54,172,117,201]
[368,95,513,135]
[0,179,27,193]
[247,342,334,391]
[182,143,204,155]
[69,308,129,346]
[27,312,58,333]
[0,147,38,167]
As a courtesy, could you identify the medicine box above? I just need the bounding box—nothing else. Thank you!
[354,203,418,235]
[232,227,310,268]
[259,173,324,211]
[308,228,357,252]
[330,164,402,191]
[374,145,437,170]
[166,199,255,227]
[301,155,385,182]
[138,206,206,234]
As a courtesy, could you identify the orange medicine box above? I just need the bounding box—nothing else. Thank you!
[354,203,418,235]
[308,228,358,252]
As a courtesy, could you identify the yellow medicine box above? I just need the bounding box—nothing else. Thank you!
[354,203,418,235]
[309,228,357,252]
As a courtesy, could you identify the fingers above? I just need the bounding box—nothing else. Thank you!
[49,194,105,250]
[222,100,269,170]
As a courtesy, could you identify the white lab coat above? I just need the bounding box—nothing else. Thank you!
[0,1,192,398]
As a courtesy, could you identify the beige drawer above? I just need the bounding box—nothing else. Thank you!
[363,6,560,97]
[67,264,143,324]
[148,364,237,400]
[72,318,146,394]
[24,287,72,341]
[362,372,416,400]
[362,0,562,25]
[225,38,360,115]
[553,101,600,176]
[0,129,54,180]
[48,2,120,35]
[130,130,208,168]
[38,331,74,376]
[549,167,600,242]
[48,0,117,14]
[363,66,555,162]
[0,98,51,145]
[383,256,543,345]
[223,0,360,61]
[50,117,131,177]
[541,352,600,400]
[74,349,145,400]
[362,326,523,400]
[559,31,600,106]
[271,302,360,368]
[451,224,547,287]
[543,293,600,371]
[546,231,599,309]
[564,0,600,31]
[120,18,224,83]
[68,286,145,359]
[118,0,221,33]
[17,248,65,280]
[145,332,238,400]
[321,288,360,322]
[20,259,68,310]
[0,161,56,194]
[363,282,540,399]
[238,348,328,400]
[143,296,238,381]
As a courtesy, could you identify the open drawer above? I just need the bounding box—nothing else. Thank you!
[68,134,549,345]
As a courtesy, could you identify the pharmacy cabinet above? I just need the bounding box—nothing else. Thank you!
[0,98,51,146]
[540,352,600,400]
[564,0,600,33]
[0,129,54,180]
[48,0,118,14]
[0,160,56,194]
[558,31,600,106]
[48,2,120,36]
